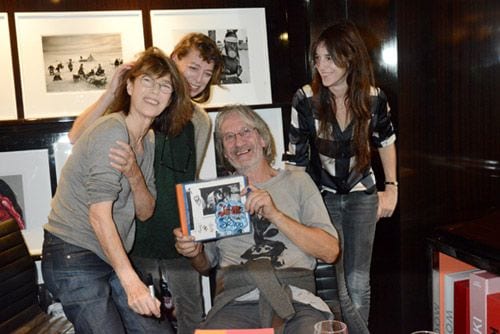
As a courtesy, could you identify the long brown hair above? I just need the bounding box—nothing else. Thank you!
[171,33,224,103]
[110,46,192,137]
[311,21,374,172]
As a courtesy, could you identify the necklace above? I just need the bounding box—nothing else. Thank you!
[334,101,350,131]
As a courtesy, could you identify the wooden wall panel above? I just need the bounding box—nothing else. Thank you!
[398,0,499,332]
[308,0,499,333]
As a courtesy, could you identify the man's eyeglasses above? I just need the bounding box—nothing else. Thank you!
[222,127,256,145]
[159,136,192,173]
[140,75,173,94]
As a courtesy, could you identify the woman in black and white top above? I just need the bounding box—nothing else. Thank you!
[287,20,398,334]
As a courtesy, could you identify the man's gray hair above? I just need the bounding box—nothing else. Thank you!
[214,104,276,172]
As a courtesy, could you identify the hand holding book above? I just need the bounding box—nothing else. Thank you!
[176,175,252,241]
[243,185,280,221]
[173,228,202,258]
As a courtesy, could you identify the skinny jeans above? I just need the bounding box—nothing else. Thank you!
[41,231,174,334]
[323,190,378,334]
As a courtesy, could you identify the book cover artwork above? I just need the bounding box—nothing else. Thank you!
[177,175,251,241]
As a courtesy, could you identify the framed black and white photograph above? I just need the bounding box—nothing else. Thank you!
[0,149,52,254]
[150,8,272,107]
[53,133,72,182]
[0,13,17,121]
[15,11,145,119]
[199,107,285,179]
[42,33,123,93]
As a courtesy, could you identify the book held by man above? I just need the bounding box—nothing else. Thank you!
[176,175,251,241]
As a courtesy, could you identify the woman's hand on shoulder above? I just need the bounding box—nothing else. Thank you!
[109,140,139,179]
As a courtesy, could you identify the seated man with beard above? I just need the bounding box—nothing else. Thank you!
[174,105,340,333]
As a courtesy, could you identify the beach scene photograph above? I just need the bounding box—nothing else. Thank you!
[42,33,123,93]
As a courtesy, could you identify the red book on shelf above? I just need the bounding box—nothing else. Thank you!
[444,270,478,334]
[470,271,500,334]
[487,293,500,334]
[454,279,471,334]
[439,253,477,334]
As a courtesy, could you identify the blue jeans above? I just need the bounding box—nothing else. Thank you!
[41,231,174,334]
[323,190,378,334]
[130,256,204,334]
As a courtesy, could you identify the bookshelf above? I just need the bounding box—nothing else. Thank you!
[427,210,500,333]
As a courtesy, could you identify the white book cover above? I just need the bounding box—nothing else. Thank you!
[443,269,479,334]
[176,175,251,241]
[470,270,500,334]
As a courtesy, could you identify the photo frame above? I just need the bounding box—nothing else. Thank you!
[0,149,52,254]
[15,11,145,119]
[199,107,285,179]
[151,8,272,107]
[53,133,72,182]
[0,13,17,120]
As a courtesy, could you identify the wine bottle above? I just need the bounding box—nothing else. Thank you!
[159,268,175,324]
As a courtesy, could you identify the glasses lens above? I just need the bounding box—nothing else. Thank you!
[141,75,172,94]
[223,128,255,144]
[159,83,173,94]
[223,133,235,143]
[241,128,253,138]
[141,75,153,88]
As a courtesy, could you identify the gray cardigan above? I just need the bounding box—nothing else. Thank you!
[206,259,316,329]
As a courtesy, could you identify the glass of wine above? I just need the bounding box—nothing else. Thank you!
[314,320,348,334]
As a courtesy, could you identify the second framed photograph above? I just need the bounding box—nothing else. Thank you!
[0,13,17,121]
[15,11,145,119]
[151,8,272,107]
[0,149,52,254]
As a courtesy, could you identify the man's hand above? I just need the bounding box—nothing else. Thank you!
[243,186,281,221]
[174,228,211,274]
[174,228,203,258]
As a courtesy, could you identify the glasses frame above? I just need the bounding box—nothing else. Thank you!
[222,127,257,145]
[139,74,173,94]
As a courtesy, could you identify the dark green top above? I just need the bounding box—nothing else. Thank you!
[131,122,196,259]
